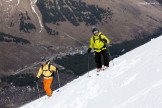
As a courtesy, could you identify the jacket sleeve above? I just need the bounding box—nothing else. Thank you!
[101,35,110,44]
[89,37,94,48]
[50,65,57,72]
[36,67,43,78]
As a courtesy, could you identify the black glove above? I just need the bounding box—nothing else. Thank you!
[56,67,59,71]
[102,39,107,43]
[87,48,92,53]
[35,77,39,82]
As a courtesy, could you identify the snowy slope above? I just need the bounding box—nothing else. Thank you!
[21,36,162,108]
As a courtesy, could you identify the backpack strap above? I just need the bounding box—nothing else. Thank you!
[93,34,107,51]
[42,64,54,77]
[93,34,103,43]
[42,64,52,72]
[99,34,103,42]
[48,64,51,72]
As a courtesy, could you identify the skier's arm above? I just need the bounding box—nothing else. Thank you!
[50,65,57,72]
[36,67,43,78]
[87,37,94,53]
[89,37,94,48]
[102,35,110,44]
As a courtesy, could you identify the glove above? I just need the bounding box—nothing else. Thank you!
[56,67,59,71]
[102,39,107,43]
[35,77,39,82]
[87,48,92,53]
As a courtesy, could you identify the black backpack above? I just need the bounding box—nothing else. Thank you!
[93,34,104,43]
[93,34,110,52]
[42,64,55,77]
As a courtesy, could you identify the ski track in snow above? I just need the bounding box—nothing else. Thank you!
[30,0,43,33]
[121,74,138,87]
[115,79,162,108]
[21,36,162,108]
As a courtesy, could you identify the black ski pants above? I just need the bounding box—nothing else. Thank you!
[95,49,109,68]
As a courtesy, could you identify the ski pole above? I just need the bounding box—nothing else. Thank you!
[56,70,61,91]
[87,53,91,77]
[106,44,114,66]
[36,82,40,98]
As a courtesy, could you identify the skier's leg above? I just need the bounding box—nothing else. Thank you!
[43,78,53,96]
[102,50,109,67]
[95,52,102,69]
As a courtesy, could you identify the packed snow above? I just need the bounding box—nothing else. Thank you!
[21,36,162,108]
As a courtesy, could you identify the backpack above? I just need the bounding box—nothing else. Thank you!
[93,34,109,51]
[42,64,55,77]
[93,34,103,43]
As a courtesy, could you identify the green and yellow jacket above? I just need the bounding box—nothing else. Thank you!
[89,32,110,52]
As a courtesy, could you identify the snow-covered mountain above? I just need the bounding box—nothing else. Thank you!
[21,36,162,108]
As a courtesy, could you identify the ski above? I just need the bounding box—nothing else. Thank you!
[56,89,60,92]
[87,67,108,77]
[96,67,109,76]
[96,73,100,76]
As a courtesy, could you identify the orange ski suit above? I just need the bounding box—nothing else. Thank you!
[36,63,57,96]
[43,77,53,96]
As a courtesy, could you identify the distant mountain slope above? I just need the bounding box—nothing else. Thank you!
[1,0,162,43]
[0,0,162,75]
[21,35,162,108]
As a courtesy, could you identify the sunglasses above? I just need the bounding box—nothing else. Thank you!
[93,31,99,34]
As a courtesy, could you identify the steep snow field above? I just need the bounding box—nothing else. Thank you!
[21,36,162,108]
